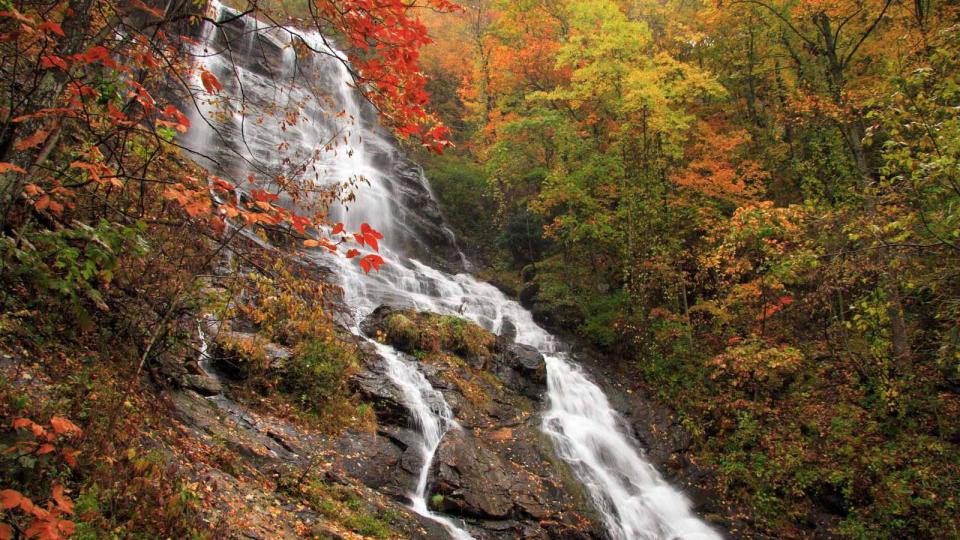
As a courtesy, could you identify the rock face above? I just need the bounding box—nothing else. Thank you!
[389,159,466,273]
[430,427,598,539]
[356,305,603,538]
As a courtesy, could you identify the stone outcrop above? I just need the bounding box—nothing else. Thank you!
[355,305,602,538]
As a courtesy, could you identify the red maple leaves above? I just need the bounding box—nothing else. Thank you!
[302,222,385,273]
[314,0,459,153]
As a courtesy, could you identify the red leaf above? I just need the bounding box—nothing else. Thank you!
[251,189,278,203]
[79,45,109,65]
[346,249,360,259]
[354,223,384,252]
[37,443,55,455]
[359,254,384,273]
[331,223,345,235]
[360,222,384,239]
[40,55,68,70]
[291,214,310,234]
[38,21,64,37]
[0,522,12,540]
[200,70,223,94]
[164,105,190,132]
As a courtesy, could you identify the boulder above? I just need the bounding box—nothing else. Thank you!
[350,341,411,425]
[428,427,602,539]
[328,429,414,500]
[493,342,547,400]
[181,372,223,396]
[390,160,466,273]
[430,428,522,520]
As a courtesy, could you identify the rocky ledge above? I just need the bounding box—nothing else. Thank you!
[354,305,602,538]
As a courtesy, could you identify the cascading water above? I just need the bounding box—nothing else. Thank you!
[368,341,473,540]
[187,4,721,539]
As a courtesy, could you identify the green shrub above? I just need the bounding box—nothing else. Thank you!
[281,338,357,413]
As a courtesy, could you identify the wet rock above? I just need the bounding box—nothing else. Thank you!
[350,341,410,425]
[494,342,547,400]
[390,159,466,273]
[356,305,599,536]
[429,427,602,539]
[328,430,412,500]
[430,429,522,519]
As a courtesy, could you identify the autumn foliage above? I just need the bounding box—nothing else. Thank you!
[418,0,960,536]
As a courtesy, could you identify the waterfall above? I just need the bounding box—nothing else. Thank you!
[369,341,474,540]
[188,4,721,539]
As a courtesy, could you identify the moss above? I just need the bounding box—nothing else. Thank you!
[383,310,495,362]
[385,313,419,350]
[436,315,496,360]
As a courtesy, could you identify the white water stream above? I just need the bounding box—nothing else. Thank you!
[187,4,721,538]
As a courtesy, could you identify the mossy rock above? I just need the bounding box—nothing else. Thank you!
[373,308,496,368]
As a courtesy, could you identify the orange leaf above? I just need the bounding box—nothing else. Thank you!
[37,443,55,455]
[49,416,81,436]
[48,199,64,216]
[58,519,76,535]
[0,162,26,174]
[15,129,49,151]
[219,204,239,219]
[52,485,73,515]
[61,448,77,468]
[0,523,11,540]
[0,489,22,510]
